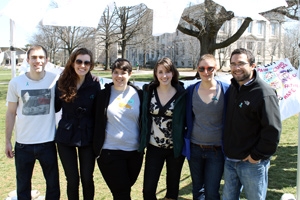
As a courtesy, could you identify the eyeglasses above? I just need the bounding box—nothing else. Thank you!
[230,62,249,68]
[198,66,215,72]
[75,59,91,66]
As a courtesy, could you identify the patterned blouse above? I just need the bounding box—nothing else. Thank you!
[149,89,177,149]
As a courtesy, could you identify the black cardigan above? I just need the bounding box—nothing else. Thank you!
[55,73,101,146]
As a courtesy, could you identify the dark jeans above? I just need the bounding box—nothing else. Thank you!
[143,144,185,200]
[57,143,95,200]
[188,143,224,200]
[97,149,143,200]
[15,141,60,200]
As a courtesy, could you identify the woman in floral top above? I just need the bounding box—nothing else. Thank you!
[139,57,186,200]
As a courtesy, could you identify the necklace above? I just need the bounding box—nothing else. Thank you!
[212,82,219,101]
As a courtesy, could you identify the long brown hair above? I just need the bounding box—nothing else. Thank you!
[151,57,179,88]
[57,47,94,102]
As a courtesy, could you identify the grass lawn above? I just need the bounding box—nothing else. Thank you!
[0,68,298,199]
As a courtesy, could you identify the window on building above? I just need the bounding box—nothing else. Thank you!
[257,21,263,35]
[271,22,277,36]
[257,42,262,55]
[162,44,165,56]
[247,22,252,33]
[237,41,243,48]
[271,42,277,57]
[237,19,243,29]
[247,41,253,50]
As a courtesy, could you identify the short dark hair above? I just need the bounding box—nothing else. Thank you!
[111,58,132,74]
[27,45,48,59]
[230,48,255,65]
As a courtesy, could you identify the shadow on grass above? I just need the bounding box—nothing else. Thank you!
[267,145,297,199]
[155,175,193,200]
[169,145,298,200]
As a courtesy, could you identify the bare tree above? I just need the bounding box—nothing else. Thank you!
[185,39,199,69]
[177,0,299,56]
[260,0,299,21]
[30,1,96,64]
[283,25,300,68]
[31,24,97,65]
[97,5,119,70]
[55,26,96,58]
[30,23,61,63]
[116,3,149,58]
[133,9,154,67]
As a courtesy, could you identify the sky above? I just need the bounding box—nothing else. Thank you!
[0,0,297,48]
[0,0,36,47]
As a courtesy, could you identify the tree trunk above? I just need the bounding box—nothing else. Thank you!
[105,42,110,70]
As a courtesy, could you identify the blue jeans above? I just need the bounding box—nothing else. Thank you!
[57,143,95,200]
[97,149,143,200]
[188,143,224,200]
[143,144,185,200]
[15,141,60,200]
[222,158,270,200]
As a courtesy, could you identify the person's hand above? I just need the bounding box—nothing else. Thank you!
[5,141,14,158]
[91,74,99,82]
[243,155,260,164]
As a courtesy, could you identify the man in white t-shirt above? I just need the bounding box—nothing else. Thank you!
[5,45,60,199]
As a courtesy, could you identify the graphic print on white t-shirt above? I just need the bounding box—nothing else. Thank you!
[21,89,51,115]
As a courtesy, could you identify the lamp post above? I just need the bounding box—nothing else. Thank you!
[10,19,16,78]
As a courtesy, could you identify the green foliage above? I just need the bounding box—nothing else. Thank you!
[0,69,298,199]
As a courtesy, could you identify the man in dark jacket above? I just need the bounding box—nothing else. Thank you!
[222,48,281,200]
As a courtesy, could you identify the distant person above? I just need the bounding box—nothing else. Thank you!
[139,57,186,200]
[55,48,100,200]
[183,54,229,200]
[93,58,143,200]
[5,45,60,199]
[222,48,281,200]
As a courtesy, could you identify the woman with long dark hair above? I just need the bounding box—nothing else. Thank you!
[139,57,186,200]
[55,47,100,200]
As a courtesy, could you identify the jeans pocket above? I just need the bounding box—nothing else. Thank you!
[15,142,25,149]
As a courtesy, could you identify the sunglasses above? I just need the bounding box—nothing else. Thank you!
[198,66,214,72]
[75,59,91,66]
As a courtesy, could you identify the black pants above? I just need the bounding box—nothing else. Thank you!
[97,149,143,200]
[57,144,95,200]
[143,144,185,200]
